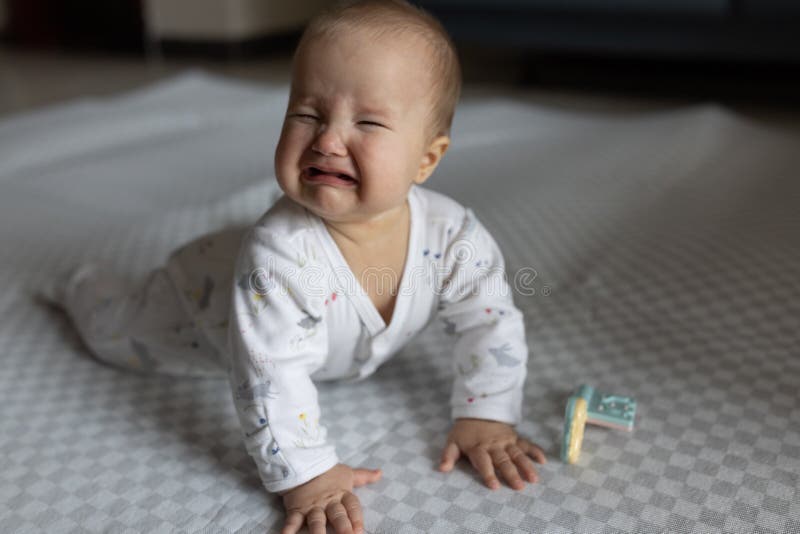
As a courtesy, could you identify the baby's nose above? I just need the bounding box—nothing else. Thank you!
[312,126,347,157]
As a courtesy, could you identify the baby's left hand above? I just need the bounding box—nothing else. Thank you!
[439,418,546,491]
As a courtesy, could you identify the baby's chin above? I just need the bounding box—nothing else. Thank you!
[280,180,408,226]
[286,183,363,222]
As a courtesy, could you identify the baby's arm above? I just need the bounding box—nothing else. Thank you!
[436,210,545,489]
[228,229,379,533]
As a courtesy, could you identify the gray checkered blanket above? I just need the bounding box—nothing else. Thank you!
[1,73,798,533]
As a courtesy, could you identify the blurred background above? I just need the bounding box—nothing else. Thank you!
[0,0,799,117]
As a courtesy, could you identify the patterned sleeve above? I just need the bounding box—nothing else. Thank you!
[436,209,528,425]
[226,228,338,493]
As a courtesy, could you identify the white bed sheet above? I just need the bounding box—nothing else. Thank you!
[1,72,798,533]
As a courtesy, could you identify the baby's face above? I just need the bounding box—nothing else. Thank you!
[274,27,443,225]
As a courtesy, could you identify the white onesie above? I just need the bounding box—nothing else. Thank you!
[212,185,529,493]
[52,184,529,495]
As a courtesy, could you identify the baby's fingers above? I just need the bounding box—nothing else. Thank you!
[468,449,500,490]
[491,449,525,490]
[439,441,461,472]
[508,445,539,484]
[352,468,382,487]
[326,501,354,534]
[342,492,365,534]
[306,507,327,534]
[519,439,547,464]
[281,510,304,534]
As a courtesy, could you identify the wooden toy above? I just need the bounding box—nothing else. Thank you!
[561,384,636,464]
[561,395,588,464]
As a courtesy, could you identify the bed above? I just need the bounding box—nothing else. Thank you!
[1,72,798,533]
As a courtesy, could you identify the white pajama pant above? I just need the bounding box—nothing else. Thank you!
[56,263,227,378]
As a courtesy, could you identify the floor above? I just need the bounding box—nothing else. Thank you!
[0,46,294,118]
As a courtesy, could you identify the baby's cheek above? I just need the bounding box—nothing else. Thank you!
[276,128,310,162]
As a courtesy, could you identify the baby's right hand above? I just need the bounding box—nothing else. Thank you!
[280,463,382,534]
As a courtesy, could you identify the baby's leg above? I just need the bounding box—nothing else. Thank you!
[51,263,227,378]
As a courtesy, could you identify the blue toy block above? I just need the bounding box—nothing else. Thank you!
[577,384,636,432]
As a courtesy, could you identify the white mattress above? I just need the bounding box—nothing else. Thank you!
[1,72,798,533]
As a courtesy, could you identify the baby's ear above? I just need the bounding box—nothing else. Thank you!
[415,135,450,184]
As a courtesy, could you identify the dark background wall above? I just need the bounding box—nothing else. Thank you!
[1,0,798,103]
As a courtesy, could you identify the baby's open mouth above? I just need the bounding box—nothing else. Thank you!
[306,167,357,184]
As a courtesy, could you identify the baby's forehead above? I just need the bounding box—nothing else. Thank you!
[304,21,434,63]
[298,29,435,86]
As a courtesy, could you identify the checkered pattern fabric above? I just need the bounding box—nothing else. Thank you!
[1,74,798,533]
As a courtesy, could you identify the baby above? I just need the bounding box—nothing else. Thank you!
[41,1,545,533]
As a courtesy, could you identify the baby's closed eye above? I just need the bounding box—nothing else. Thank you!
[357,120,387,129]
[289,113,319,122]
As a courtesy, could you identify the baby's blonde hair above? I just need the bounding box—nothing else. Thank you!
[295,0,462,138]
